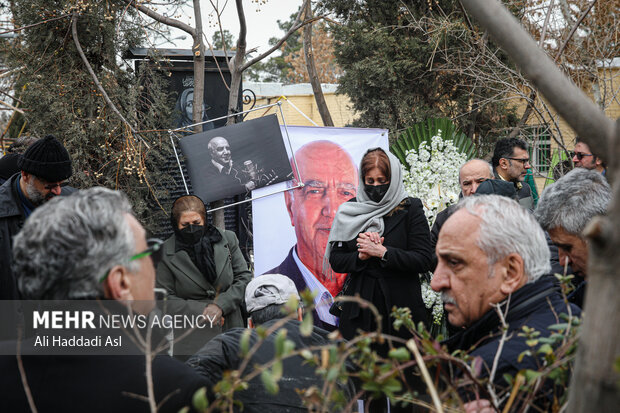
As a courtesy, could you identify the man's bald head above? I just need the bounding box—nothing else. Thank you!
[459,159,494,197]
[208,136,231,165]
[284,140,358,292]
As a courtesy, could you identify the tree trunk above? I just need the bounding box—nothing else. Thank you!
[192,0,205,134]
[459,1,619,412]
[303,2,334,127]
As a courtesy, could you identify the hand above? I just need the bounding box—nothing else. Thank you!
[202,304,224,326]
[356,234,387,258]
[464,400,495,413]
[245,181,256,191]
[363,231,383,244]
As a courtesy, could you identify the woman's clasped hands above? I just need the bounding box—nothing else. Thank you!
[356,231,386,260]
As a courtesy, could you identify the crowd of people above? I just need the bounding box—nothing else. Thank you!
[0,133,609,412]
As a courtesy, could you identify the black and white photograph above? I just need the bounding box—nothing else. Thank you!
[179,114,293,203]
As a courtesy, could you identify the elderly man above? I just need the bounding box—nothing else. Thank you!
[535,168,611,307]
[430,159,494,248]
[1,187,208,412]
[572,137,606,175]
[492,137,534,209]
[0,135,74,300]
[264,140,358,329]
[188,273,355,412]
[202,136,256,201]
[432,195,581,408]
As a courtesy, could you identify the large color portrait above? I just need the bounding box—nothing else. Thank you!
[252,126,388,328]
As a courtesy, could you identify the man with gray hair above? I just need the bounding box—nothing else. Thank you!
[188,273,355,412]
[432,195,581,409]
[1,187,208,412]
[202,136,256,201]
[535,168,611,307]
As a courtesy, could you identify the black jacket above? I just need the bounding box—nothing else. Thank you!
[187,319,356,412]
[0,173,75,300]
[443,276,581,408]
[264,247,335,332]
[0,348,208,412]
[329,198,433,347]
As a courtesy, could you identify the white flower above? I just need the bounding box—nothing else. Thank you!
[404,134,469,327]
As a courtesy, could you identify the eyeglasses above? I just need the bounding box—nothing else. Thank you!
[99,238,164,283]
[504,157,531,166]
[571,151,594,160]
[39,180,69,190]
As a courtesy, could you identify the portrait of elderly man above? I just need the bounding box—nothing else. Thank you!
[0,187,208,412]
[202,136,256,200]
[432,195,581,409]
[535,168,611,308]
[264,140,358,330]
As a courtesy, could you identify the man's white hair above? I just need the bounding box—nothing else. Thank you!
[456,195,550,282]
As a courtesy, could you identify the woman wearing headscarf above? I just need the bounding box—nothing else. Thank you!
[326,148,433,348]
[156,195,251,356]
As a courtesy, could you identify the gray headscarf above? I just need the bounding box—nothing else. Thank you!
[323,148,408,273]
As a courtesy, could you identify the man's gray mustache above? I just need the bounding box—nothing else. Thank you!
[441,292,457,306]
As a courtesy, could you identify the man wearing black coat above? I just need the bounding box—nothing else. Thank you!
[491,137,534,209]
[432,195,581,410]
[0,135,74,300]
[0,187,208,412]
[187,274,356,412]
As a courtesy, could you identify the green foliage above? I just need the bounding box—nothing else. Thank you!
[7,0,177,232]
[391,117,476,169]
[211,29,235,50]
[319,0,518,142]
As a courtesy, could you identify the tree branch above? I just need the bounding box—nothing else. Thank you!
[240,0,316,72]
[127,0,196,36]
[460,0,614,157]
[71,14,148,148]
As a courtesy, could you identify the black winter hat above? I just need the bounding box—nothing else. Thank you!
[17,135,72,182]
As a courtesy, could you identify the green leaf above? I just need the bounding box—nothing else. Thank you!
[300,349,313,360]
[192,387,209,412]
[300,312,313,337]
[388,347,411,362]
[526,339,539,347]
[261,369,279,395]
[537,343,553,355]
[523,369,542,384]
[272,360,283,381]
[274,329,287,357]
[239,329,251,356]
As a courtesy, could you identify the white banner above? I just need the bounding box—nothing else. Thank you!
[252,125,388,301]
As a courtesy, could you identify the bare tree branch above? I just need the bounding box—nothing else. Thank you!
[240,0,314,72]
[127,0,196,35]
[71,14,148,148]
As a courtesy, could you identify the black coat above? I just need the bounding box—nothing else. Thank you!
[0,174,24,300]
[443,276,581,409]
[187,319,356,412]
[329,198,433,345]
[0,347,208,412]
[0,173,76,300]
[264,247,335,332]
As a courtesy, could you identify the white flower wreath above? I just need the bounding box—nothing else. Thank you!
[401,132,467,325]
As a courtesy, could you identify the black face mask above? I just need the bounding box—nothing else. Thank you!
[365,183,390,203]
[176,224,204,245]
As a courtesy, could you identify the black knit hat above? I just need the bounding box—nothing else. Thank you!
[17,135,72,182]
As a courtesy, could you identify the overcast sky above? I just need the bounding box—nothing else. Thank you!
[157,0,302,55]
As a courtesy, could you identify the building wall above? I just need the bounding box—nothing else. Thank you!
[242,82,356,127]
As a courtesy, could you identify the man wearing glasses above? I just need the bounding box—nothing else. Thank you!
[572,137,606,175]
[491,137,534,209]
[2,187,209,411]
[0,134,74,300]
